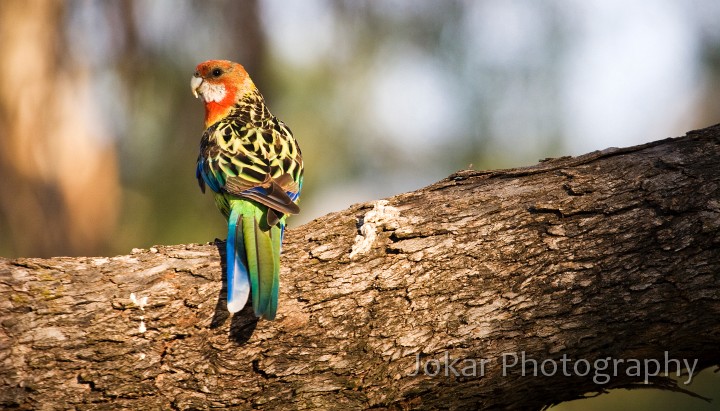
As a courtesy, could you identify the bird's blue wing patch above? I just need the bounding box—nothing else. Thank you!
[197,155,223,194]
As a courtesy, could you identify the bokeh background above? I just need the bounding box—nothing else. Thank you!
[1,0,719,408]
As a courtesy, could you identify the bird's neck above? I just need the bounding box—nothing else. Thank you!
[208,89,267,129]
[203,79,257,128]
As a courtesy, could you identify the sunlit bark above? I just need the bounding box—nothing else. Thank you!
[1,125,719,410]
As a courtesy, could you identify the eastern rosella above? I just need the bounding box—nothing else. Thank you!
[191,60,303,320]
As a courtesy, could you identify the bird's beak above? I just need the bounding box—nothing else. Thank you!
[191,76,203,99]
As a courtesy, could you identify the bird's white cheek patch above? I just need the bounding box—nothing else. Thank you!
[200,82,227,103]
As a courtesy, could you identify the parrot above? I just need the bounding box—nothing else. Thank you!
[191,60,303,320]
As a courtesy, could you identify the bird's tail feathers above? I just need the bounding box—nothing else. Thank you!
[227,206,250,313]
[227,201,282,319]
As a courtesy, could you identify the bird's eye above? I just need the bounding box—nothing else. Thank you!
[212,68,223,77]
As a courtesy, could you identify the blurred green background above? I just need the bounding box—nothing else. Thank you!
[0,1,718,408]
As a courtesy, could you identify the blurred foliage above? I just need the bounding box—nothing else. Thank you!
[0,0,120,257]
[0,0,719,407]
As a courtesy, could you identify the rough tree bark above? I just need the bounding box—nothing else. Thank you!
[2,125,720,410]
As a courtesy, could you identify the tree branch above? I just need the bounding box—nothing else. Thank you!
[2,125,720,410]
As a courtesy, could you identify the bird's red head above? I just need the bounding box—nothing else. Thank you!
[191,60,254,128]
